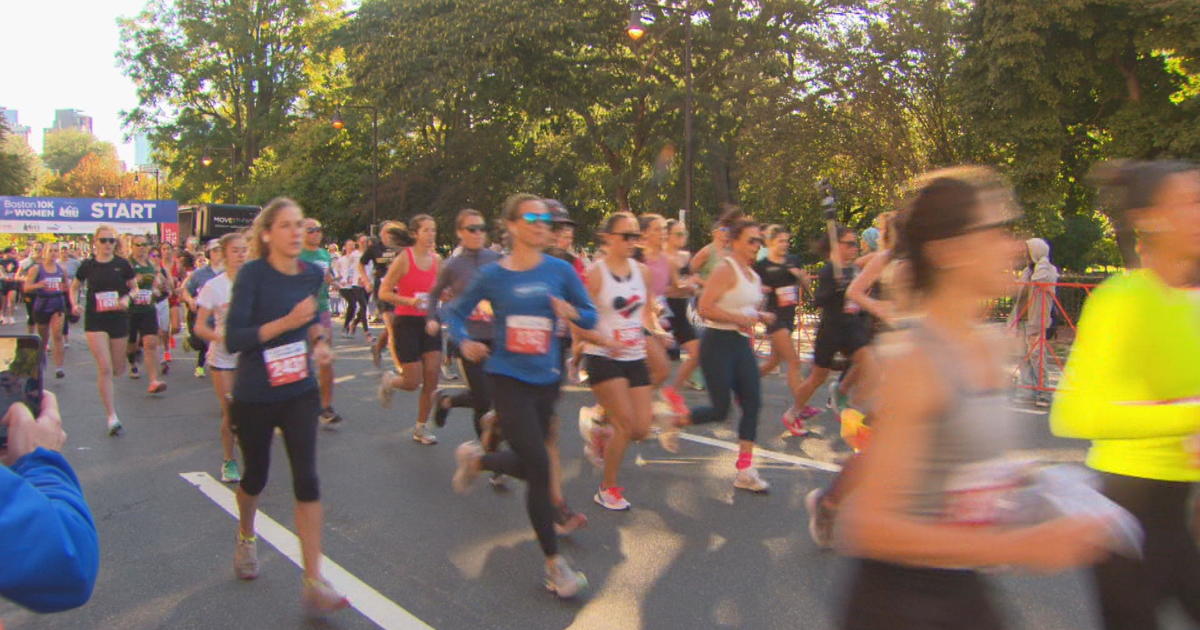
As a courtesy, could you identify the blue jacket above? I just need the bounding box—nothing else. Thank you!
[444,255,596,386]
[0,448,99,612]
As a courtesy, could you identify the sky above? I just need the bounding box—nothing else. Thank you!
[1,0,150,167]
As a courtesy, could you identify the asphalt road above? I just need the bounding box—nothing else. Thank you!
[0,321,1192,630]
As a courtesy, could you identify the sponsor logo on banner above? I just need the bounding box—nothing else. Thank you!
[0,196,178,224]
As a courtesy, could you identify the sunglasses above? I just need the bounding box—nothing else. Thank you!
[612,232,642,242]
[461,225,487,233]
[97,237,117,245]
[521,212,554,224]
[749,237,765,246]
[959,218,1019,236]
[306,227,322,234]
[839,240,858,246]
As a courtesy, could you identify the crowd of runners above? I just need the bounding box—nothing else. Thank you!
[2,159,1197,628]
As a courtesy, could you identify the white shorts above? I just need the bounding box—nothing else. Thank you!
[156,300,170,332]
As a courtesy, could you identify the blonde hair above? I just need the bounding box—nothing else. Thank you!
[249,197,302,259]
[219,231,246,255]
[93,224,116,240]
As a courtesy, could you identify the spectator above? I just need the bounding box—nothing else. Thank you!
[1010,237,1059,405]
[0,391,99,612]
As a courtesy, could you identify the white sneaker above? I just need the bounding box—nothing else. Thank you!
[234,534,259,579]
[545,556,588,599]
[106,416,123,437]
[734,467,769,493]
[377,373,395,408]
[301,577,349,616]
[412,423,437,445]
[593,486,631,511]
[452,441,483,494]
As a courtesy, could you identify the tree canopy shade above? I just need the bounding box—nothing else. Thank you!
[114,0,1200,268]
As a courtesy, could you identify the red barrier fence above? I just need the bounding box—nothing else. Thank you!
[996,280,1099,393]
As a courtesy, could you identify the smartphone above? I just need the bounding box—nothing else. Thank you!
[0,334,45,449]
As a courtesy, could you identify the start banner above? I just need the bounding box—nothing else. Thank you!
[0,196,179,225]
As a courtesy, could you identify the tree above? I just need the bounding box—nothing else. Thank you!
[41,152,153,199]
[40,128,115,175]
[118,0,345,203]
[958,0,1200,267]
[0,120,38,195]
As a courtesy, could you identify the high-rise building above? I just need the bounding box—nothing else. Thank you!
[46,108,94,135]
[134,133,154,167]
[0,107,32,144]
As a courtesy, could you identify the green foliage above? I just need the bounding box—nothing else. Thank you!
[118,0,345,203]
[0,120,38,195]
[40,128,116,175]
[115,0,1200,265]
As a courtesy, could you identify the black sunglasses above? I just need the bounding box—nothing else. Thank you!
[97,237,117,245]
[612,232,642,242]
[959,218,1019,235]
[839,239,858,246]
[461,225,487,233]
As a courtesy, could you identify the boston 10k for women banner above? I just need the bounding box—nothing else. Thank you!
[0,196,179,235]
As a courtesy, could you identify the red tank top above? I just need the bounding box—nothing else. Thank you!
[393,247,438,316]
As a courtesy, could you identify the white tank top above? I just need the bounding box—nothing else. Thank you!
[707,257,763,336]
[585,258,648,361]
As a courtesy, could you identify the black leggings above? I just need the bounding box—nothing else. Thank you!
[689,328,761,442]
[1093,473,1200,630]
[231,388,321,502]
[186,309,208,369]
[448,340,493,437]
[341,286,369,333]
[841,559,1005,630]
[483,374,560,557]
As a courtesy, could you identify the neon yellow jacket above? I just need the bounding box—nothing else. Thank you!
[1050,270,1200,482]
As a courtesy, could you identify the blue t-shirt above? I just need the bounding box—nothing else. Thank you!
[444,256,596,386]
[225,258,323,403]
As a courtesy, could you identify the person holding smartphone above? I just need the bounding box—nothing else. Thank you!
[72,226,136,437]
[0,389,100,612]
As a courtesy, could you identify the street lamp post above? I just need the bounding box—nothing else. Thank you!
[332,105,381,233]
[627,2,695,223]
[199,147,238,203]
[135,167,162,200]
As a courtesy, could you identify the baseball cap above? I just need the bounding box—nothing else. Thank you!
[543,199,575,226]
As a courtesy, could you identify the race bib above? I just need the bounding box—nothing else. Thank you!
[413,292,429,311]
[95,291,121,312]
[506,315,552,355]
[942,461,1023,526]
[468,300,494,322]
[612,323,645,358]
[132,289,153,306]
[43,276,63,292]
[775,285,798,308]
[264,341,309,387]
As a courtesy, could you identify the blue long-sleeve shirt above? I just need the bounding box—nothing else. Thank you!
[0,448,99,612]
[444,255,596,385]
[225,259,322,403]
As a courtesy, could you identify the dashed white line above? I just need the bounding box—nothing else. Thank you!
[179,472,433,630]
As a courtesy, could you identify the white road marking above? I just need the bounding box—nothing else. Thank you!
[179,472,433,630]
[334,374,357,384]
[676,432,842,472]
[1006,406,1049,416]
